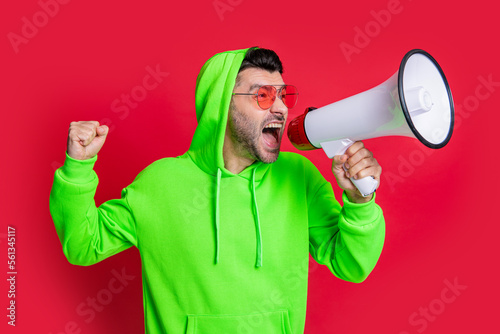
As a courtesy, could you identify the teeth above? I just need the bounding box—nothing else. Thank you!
[264,123,282,129]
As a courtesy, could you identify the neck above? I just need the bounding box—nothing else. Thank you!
[223,132,255,174]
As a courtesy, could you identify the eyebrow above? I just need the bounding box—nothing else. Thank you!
[248,83,285,92]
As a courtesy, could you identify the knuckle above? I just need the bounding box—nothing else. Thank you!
[357,170,367,179]
[69,121,79,131]
[348,155,360,165]
[349,141,363,153]
[81,124,96,134]
[359,147,371,157]
[350,165,361,177]
[355,158,368,170]
[346,144,359,156]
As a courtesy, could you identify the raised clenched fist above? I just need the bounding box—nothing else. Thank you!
[67,121,109,160]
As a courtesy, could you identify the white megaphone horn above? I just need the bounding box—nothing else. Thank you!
[288,49,454,197]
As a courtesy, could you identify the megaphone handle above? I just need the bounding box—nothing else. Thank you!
[345,166,379,197]
[321,139,378,197]
[341,148,378,198]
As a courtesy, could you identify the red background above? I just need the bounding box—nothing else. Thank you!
[1,0,499,333]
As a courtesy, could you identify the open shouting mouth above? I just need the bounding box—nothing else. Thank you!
[262,122,283,150]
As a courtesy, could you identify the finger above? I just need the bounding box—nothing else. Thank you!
[69,126,96,147]
[332,154,348,168]
[359,164,382,181]
[345,141,365,156]
[69,121,100,131]
[351,166,382,191]
[79,122,98,135]
[75,131,92,146]
[77,120,100,127]
[349,158,382,180]
[345,148,373,169]
[80,121,103,143]
[96,125,109,137]
[90,125,109,149]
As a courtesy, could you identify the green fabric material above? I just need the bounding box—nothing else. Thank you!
[60,151,97,184]
[50,47,385,334]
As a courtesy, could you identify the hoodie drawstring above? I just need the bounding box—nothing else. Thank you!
[213,166,262,268]
[214,168,222,265]
[251,167,263,268]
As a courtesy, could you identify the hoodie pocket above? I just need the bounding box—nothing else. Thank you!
[185,309,293,334]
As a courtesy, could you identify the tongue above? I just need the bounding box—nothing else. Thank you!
[262,129,279,148]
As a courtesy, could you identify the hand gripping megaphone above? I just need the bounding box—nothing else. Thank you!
[287,49,454,197]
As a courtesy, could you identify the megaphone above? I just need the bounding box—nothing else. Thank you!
[288,49,454,197]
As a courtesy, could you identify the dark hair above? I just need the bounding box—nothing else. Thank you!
[238,47,283,75]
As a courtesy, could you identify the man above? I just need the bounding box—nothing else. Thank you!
[50,47,385,333]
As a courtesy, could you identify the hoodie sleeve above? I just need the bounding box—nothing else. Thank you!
[49,152,137,266]
[307,163,385,283]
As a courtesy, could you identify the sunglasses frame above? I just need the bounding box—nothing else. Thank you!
[232,85,298,110]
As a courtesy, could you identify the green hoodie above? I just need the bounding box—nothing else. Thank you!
[50,48,385,334]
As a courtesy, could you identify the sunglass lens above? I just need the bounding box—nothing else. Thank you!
[257,86,276,109]
[281,85,298,109]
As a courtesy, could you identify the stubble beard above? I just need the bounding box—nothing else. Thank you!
[228,101,283,164]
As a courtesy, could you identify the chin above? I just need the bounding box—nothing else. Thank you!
[257,149,281,164]
[255,133,283,163]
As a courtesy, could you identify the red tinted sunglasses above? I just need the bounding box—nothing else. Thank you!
[232,85,299,110]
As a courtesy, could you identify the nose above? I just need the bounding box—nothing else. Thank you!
[270,94,288,116]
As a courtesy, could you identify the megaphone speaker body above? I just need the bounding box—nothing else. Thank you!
[288,49,454,196]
